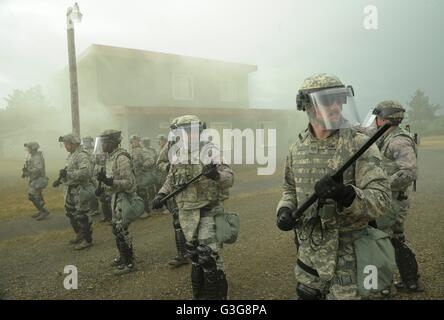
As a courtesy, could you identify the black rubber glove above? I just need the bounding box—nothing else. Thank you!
[97,170,113,186]
[314,175,356,207]
[152,193,167,209]
[95,185,104,197]
[277,207,296,231]
[59,168,67,179]
[52,180,61,188]
[202,163,219,180]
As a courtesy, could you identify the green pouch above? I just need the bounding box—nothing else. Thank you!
[214,208,240,244]
[354,227,396,297]
[79,184,95,204]
[121,192,145,224]
[375,204,398,229]
[31,176,49,189]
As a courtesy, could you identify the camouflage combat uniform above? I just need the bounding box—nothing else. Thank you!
[373,100,421,291]
[82,136,99,216]
[277,74,391,300]
[59,133,95,249]
[23,142,49,220]
[278,127,391,299]
[141,137,158,213]
[157,115,234,299]
[129,135,153,214]
[156,140,189,267]
[101,130,138,274]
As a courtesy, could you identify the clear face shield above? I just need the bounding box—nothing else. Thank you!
[308,86,361,130]
[361,110,377,128]
[93,137,105,154]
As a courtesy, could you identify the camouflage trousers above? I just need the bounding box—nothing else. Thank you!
[295,233,360,300]
[179,206,224,271]
[111,194,133,253]
[64,184,95,242]
[381,192,410,239]
[28,184,46,213]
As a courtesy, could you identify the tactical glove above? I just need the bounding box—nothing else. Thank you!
[95,185,104,197]
[59,168,67,179]
[152,193,167,209]
[277,207,295,231]
[202,163,219,180]
[97,170,113,186]
[52,180,61,188]
[314,175,356,207]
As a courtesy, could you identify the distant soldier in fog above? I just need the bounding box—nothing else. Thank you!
[22,141,50,220]
[141,137,158,217]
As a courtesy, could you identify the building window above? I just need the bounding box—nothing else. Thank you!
[172,74,194,100]
[219,79,238,102]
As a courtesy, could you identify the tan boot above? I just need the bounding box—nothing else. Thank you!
[74,240,93,250]
[36,211,50,221]
[69,233,83,245]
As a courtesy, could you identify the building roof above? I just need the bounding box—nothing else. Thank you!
[78,44,258,73]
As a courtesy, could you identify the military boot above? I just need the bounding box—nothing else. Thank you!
[169,228,190,267]
[69,233,83,245]
[31,212,41,218]
[35,210,50,221]
[74,240,93,250]
[168,256,190,267]
[113,245,137,276]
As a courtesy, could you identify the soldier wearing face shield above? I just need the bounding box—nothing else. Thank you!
[153,115,234,299]
[95,130,138,275]
[155,133,190,268]
[276,74,391,299]
[56,133,95,250]
[22,142,50,220]
[370,101,422,292]
[82,136,99,216]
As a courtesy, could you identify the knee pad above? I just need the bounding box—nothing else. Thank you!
[296,283,323,300]
[173,215,181,230]
[197,245,218,270]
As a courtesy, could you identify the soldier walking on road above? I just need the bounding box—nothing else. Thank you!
[22,142,50,221]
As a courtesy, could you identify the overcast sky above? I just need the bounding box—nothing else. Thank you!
[0,0,443,111]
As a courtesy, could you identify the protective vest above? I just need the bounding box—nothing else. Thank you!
[27,151,46,181]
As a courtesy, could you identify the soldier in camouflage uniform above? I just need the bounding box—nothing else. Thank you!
[155,134,190,268]
[82,136,99,216]
[276,74,391,300]
[141,137,158,216]
[129,135,152,217]
[153,115,234,299]
[96,130,138,275]
[155,134,169,191]
[371,100,422,292]
[22,142,50,220]
[56,133,95,250]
